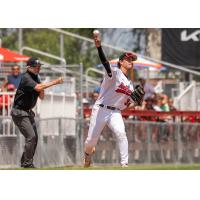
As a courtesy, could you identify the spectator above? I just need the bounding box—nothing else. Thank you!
[145,97,154,110]
[152,97,163,111]
[159,94,170,111]
[1,65,23,91]
[168,98,177,111]
[7,84,16,92]
[91,91,99,105]
[93,85,101,94]
[139,78,156,100]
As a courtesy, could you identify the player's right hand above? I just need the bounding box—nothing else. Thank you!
[93,32,101,48]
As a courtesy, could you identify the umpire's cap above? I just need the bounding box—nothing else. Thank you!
[27,57,43,67]
[119,52,137,61]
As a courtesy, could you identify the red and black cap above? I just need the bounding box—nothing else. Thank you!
[119,52,137,61]
[27,57,44,67]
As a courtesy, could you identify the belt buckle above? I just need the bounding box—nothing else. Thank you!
[99,104,116,111]
[107,106,115,110]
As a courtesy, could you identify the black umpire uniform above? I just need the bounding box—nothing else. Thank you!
[11,58,43,168]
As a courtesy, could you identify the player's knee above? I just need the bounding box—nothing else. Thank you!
[27,135,37,144]
[116,131,127,140]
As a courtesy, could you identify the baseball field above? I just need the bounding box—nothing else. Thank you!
[5,164,200,170]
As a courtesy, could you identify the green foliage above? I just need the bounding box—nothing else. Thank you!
[23,29,60,64]
[0,28,99,72]
[0,28,18,50]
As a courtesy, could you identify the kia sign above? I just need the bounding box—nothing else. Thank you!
[181,30,200,42]
[162,29,200,68]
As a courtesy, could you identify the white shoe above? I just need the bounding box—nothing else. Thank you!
[121,164,128,168]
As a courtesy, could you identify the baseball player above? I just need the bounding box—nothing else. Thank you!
[84,31,145,167]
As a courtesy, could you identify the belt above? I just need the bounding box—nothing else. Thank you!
[13,106,32,112]
[99,104,119,111]
[24,109,32,112]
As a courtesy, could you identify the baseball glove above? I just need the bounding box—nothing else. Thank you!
[130,85,145,106]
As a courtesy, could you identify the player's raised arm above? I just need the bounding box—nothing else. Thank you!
[93,30,112,78]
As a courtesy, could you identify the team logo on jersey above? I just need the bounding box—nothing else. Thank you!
[115,82,132,96]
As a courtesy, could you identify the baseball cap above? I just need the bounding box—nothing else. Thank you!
[27,57,43,67]
[119,52,137,61]
[7,84,15,91]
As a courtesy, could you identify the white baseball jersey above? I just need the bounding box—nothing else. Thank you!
[95,65,133,110]
[85,49,134,166]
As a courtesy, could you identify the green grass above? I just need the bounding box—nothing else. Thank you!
[42,164,200,170]
[5,164,200,170]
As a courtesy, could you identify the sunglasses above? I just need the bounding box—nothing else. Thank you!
[12,68,20,71]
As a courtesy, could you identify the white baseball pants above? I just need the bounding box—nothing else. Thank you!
[85,105,128,165]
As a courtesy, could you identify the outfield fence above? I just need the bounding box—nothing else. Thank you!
[90,120,200,165]
[1,116,200,168]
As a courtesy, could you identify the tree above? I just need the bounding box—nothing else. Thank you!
[0,28,99,71]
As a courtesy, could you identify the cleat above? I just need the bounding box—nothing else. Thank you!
[121,164,128,168]
[22,164,36,168]
[83,148,95,168]
[83,154,92,168]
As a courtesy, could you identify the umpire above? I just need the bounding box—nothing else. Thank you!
[11,57,64,168]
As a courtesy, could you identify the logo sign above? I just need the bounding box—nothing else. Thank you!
[162,29,200,67]
[181,30,200,42]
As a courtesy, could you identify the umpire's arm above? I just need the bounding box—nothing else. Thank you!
[34,77,64,93]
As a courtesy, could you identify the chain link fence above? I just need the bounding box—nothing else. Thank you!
[89,120,200,165]
[0,117,78,168]
[1,117,200,168]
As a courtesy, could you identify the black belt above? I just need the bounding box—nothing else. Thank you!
[13,106,32,112]
[99,104,119,111]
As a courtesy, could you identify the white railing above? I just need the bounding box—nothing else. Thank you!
[0,92,15,117]
[0,92,16,136]
[45,77,75,95]
[20,46,66,65]
[174,81,198,110]
[0,116,16,137]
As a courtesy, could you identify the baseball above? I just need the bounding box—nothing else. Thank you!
[93,29,100,35]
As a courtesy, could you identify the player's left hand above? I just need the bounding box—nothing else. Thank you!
[130,85,145,106]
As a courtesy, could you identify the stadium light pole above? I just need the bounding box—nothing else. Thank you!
[76,63,84,164]
[18,28,23,53]
[60,33,65,65]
